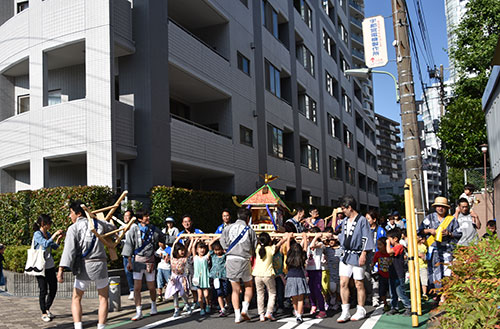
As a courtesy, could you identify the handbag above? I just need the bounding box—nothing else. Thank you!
[25,237,46,277]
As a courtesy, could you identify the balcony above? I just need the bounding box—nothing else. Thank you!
[349,1,364,15]
[113,0,134,55]
[114,101,135,157]
[352,48,365,63]
[351,33,364,46]
[170,114,233,174]
[350,17,363,31]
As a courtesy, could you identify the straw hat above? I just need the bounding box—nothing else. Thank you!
[431,196,450,208]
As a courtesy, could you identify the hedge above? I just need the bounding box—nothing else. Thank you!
[150,185,334,232]
[0,186,114,246]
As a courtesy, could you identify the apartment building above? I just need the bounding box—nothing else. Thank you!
[375,113,404,203]
[0,0,378,209]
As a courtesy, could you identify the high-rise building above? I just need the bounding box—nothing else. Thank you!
[444,0,469,83]
[374,113,404,203]
[418,82,453,208]
[0,0,378,209]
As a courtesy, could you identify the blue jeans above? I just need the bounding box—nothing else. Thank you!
[123,257,134,292]
[389,278,411,309]
[275,275,285,309]
[157,269,171,288]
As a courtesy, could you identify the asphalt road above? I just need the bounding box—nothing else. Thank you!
[113,304,382,329]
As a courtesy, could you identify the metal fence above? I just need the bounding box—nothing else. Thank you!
[464,167,493,190]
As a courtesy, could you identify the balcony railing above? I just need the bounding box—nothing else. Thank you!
[352,48,364,60]
[171,113,231,139]
[349,1,364,13]
[350,17,363,29]
[168,19,229,62]
[351,33,363,44]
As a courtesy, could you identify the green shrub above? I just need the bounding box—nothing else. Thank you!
[438,235,500,329]
[0,186,114,246]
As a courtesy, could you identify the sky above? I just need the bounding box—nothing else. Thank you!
[364,0,450,123]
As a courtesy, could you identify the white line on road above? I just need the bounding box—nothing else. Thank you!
[138,308,201,329]
[359,306,384,329]
[277,317,323,329]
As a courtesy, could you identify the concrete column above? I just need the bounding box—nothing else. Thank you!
[85,0,115,188]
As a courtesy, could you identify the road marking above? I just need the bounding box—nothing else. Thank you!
[137,308,201,329]
[277,317,323,329]
[359,305,384,329]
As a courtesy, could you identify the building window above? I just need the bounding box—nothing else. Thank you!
[301,144,319,172]
[368,178,378,195]
[359,173,366,191]
[326,71,337,98]
[322,0,335,22]
[294,0,313,30]
[262,0,279,38]
[17,1,28,13]
[327,114,341,138]
[342,91,352,113]
[240,125,253,147]
[298,93,317,123]
[357,142,365,161]
[345,162,355,185]
[265,60,281,98]
[268,123,283,158]
[340,22,348,45]
[367,151,377,169]
[343,125,353,149]
[17,95,30,114]
[237,52,250,76]
[329,156,342,179]
[322,29,336,60]
[296,44,315,76]
[48,89,62,106]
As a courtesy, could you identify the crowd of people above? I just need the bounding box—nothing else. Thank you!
[12,188,498,329]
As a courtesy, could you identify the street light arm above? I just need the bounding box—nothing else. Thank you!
[372,70,400,103]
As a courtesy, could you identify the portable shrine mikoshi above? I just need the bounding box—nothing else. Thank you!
[232,174,292,233]
[80,191,135,261]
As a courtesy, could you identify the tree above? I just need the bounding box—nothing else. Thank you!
[438,0,500,190]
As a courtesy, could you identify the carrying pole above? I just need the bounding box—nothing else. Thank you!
[408,179,422,315]
[405,179,419,327]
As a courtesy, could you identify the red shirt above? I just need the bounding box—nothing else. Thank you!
[373,251,392,279]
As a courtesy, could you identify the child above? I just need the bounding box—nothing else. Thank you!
[323,232,341,311]
[285,232,310,323]
[165,238,194,317]
[417,236,428,300]
[372,237,392,311]
[191,239,211,315]
[0,244,5,287]
[483,220,497,238]
[272,238,287,314]
[386,228,411,316]
[208,237,230,317]
[156,244,171,302]
[306,228,327,318]
[252,232,288,322]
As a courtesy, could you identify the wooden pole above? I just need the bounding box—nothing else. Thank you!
[408,179,422,315]
[405,179,419,327]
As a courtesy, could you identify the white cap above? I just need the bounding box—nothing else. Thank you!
[165,217,175,223]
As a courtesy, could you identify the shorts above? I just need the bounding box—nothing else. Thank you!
[74,277,108,291]
[157,268,171,288]
[378,276,389,297]
[419,267,428,286]
[212,278,230,297]
[339,261,365,281]
[133,269,156,282]
[226,257,253,283]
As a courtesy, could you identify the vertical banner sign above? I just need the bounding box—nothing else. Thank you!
[362,15,388,68]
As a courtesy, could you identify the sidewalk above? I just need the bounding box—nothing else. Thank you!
[0,290,173,329]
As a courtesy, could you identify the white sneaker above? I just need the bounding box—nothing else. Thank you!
[151,303,158,316]
[41,314,51,322]
[131,313,143,321]
[46,310,55,319]
[351,306,367,321]
[337,305,351,323]
[234,313,242,323]
[128,292,134,300]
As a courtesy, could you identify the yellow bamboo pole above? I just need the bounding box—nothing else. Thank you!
[408,179,422,315]
[405,179,419,327]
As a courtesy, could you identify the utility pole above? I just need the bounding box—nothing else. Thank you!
[391,0,425,222]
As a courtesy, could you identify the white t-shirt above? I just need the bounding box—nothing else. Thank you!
[306,245,325,271]
[155,247,171,270]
